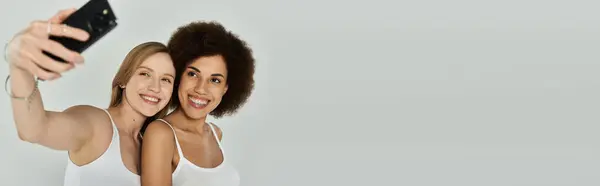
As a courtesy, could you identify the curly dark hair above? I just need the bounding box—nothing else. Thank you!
[167,21,255,118]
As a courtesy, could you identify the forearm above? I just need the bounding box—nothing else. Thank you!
[9,66,49,142]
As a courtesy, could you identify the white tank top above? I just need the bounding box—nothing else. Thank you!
[157,119,240,186]
[63,109,140,186]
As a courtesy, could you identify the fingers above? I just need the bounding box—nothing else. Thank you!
[23,21,86,64]
[7,8,91,81]
[17,38,72,79]
[45,22,90,42]
[46,8,89,41]
[28,21,89,42]
[8,25,81,81]
[38,38,84,64]
[19,53,62,81]
[31,50,74,74]
[26,37,78,74]
[48,8,77,23]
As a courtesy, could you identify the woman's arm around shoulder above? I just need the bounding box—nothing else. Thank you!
[141,120,177,186]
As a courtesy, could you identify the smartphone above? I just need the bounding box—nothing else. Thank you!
[43,0,118,63]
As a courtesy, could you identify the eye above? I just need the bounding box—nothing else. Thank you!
[139,72,151,77]
[211,78,222,84]
[187,71,197,77]
[161,78,172,83]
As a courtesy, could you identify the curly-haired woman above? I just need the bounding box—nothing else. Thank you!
[140,21,255,186]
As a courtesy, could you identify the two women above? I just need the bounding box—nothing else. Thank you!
[7,8,255,186]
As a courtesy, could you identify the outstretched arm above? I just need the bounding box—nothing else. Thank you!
[7,8,94,151]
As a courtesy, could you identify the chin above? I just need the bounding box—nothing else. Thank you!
[140,109,159,117]
[137,104,164,117]
[181,106,211,119]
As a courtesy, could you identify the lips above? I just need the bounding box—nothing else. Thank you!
[188,96,210,109]
[140,94,160,105]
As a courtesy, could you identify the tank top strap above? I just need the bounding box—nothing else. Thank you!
[207,122,225,154]
[100,109,119,137]
[156,119,184,158]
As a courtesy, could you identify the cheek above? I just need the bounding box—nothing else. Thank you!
[177,83,191,99]
[210,86,226,97]
[162,82,174,91]
[128,78,150,89]
[124,88,138,102]
[163,86,174,98]
[130,76,147,83]
[178,83,189,93]
[180,78,196,91]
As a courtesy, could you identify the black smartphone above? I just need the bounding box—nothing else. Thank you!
[43,0,118,63]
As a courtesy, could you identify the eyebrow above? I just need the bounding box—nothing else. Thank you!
[187,66,225,78]
[138,66,154,72]
[139,66,175,78]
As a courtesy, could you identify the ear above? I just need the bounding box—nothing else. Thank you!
[223,85,228,95]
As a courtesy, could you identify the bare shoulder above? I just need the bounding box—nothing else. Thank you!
[63,105,108,121]
[59,105,112,155]
[140,121,176,185]
[65,105,111,127]
[143,120,176,143]
[64,105,102,115]
[208,122,223,141]
[141,120,176,160]
[64,105,103,113]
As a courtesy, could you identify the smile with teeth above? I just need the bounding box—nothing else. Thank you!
[189,96,209,108]
[140,94,160,104]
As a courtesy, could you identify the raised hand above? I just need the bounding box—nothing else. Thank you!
[5,8,90,80]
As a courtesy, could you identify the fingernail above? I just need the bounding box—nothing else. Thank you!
[75,55,84,64]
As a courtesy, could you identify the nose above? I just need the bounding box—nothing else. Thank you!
[194,80,207,94]
[148,78,160,93]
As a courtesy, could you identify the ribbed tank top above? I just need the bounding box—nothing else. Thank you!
[157,119,240,186]
[63,109,139,186]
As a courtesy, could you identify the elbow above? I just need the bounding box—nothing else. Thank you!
[14,115,49,143]
[17,130,41,143]
[15,121,46,143]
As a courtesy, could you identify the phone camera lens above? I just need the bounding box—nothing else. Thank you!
[90,12,112,33]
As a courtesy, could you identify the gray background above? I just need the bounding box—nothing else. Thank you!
[1,0,599,185]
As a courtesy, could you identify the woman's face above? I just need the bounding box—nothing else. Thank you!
[178,55,228,119]
[123,52,175,117]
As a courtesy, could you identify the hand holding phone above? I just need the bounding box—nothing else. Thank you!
[44,0,118,63]
[5,0,118,80]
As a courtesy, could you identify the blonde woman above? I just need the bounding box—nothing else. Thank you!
[5,9,175,186]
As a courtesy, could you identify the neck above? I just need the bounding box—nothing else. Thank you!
[170,107,208,133]
[108,102,146,137]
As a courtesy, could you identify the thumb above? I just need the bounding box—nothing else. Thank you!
[48,8,77,23]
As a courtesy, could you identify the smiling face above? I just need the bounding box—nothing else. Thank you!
[122,52,176,117]
[177,55,228,119]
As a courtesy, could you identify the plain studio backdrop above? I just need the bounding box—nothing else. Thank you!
[1,0,600,185]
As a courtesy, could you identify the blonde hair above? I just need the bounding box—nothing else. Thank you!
[109,41,171,122]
